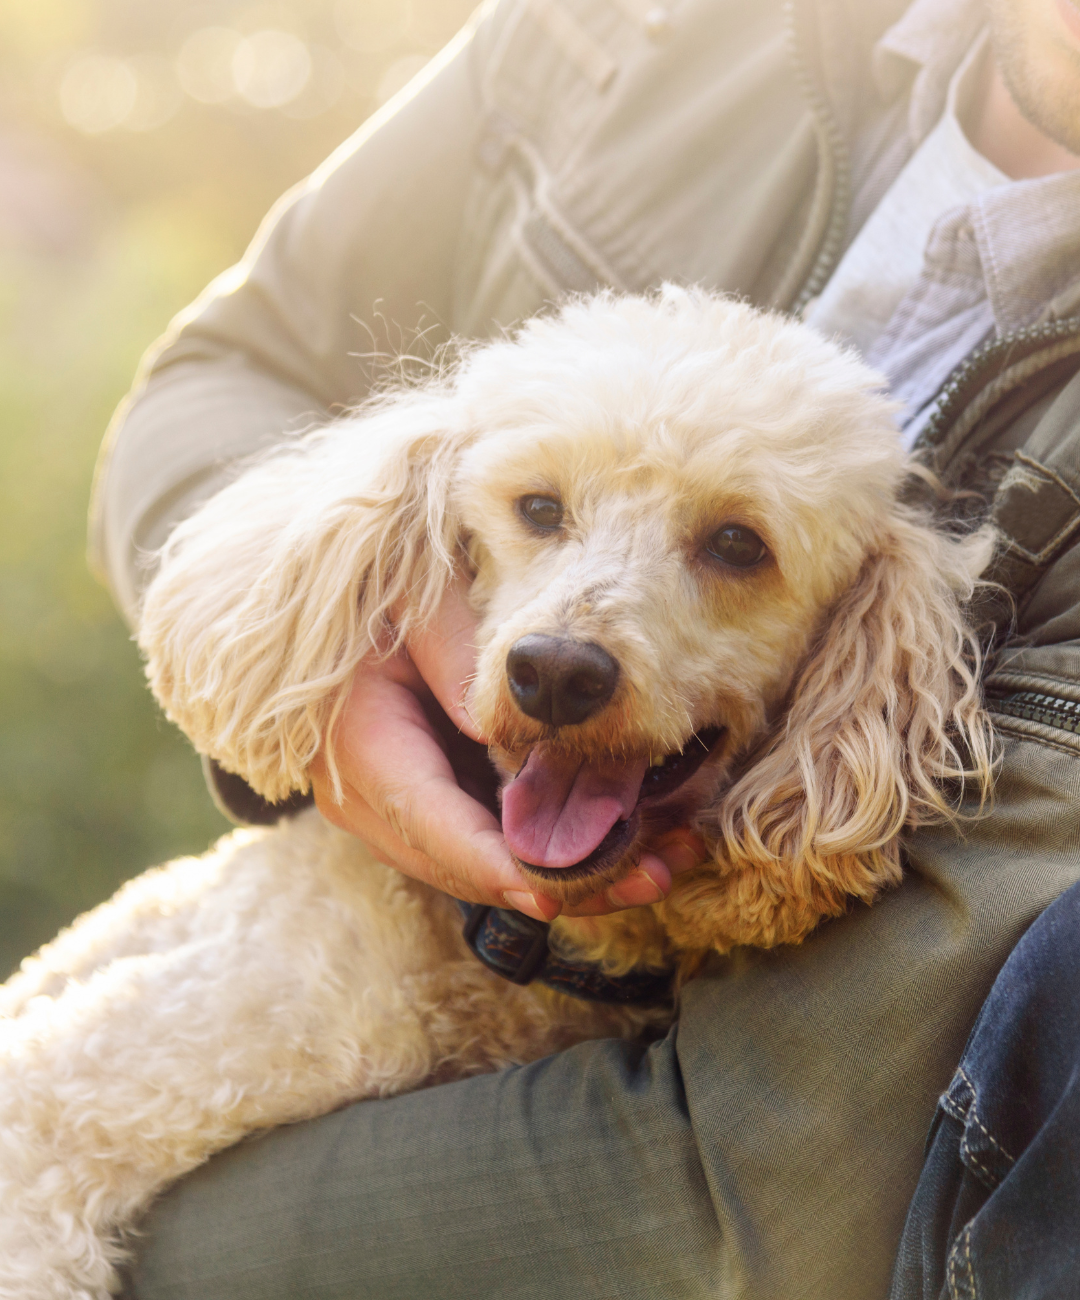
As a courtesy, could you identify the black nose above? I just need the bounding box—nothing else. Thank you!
[506,635,619,728]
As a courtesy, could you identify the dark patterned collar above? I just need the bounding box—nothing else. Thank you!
[455,899,674,1005]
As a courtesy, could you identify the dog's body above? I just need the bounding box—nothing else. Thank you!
[0,291,994,1298]
[0,811,660,1299]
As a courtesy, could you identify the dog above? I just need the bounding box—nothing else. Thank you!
[0,288,994,1298]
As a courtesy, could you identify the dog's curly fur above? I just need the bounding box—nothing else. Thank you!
[0,289,994,1298]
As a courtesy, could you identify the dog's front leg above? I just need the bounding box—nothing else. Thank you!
[0,813,478,1300]
[0,809,656,1300]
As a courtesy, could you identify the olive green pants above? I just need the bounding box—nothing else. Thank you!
[119,728,1080,1300]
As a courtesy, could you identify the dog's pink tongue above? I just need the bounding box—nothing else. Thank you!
[501,745,649,869]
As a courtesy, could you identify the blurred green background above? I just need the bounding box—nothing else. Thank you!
[0,0,473,975]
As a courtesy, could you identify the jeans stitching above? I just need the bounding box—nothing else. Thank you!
[964,1224,977,1300]
[940,1066,974,1124]
[958,1136,998,1186]
[946,1224,978,1300]
[940,1091,968,1123]
[957,1067,1017,1165]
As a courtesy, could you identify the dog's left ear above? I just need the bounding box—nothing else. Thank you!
[687,514,996,952]
[138,393,470,804]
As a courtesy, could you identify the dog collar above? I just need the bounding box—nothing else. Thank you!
[455,899,674,1004]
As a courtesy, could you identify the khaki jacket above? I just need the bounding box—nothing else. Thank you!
[96,2,1080,1297]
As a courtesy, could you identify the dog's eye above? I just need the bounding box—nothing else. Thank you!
[519,495,564,531]
[706,526,766,568]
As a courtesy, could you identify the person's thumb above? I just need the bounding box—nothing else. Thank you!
[405,579,483,741]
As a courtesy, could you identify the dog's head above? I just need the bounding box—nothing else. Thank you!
[141,289,994,940]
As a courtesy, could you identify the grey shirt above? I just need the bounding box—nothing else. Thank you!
[809,0,1080,441]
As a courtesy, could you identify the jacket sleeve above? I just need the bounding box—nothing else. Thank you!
[89,13,490,626]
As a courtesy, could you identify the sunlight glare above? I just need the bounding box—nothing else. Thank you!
[59,55,137,134]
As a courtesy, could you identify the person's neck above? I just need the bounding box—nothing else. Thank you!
[966,57,1080,178]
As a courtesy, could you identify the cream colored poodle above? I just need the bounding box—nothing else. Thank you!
[0,289,994,1299]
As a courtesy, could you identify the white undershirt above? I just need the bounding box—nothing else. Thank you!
[802,34,1008,364]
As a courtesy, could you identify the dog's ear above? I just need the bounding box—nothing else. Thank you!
[138,393,469,803]
[678,516,996,953]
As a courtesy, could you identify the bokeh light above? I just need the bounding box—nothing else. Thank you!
[59,55,138,134]
[283,45,346,119]
[175,27,244,105]
[0,0,475,975]
[54,2,454,131]
[122,55,183,132]
[232,30,312,109]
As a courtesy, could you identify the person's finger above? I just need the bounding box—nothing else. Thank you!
[651,829,708,876]
[315,624,709,924]
[553,855,664,917]
[404,578,484,741]
[312,762,559,922]
[558,832,708,917]
[312,773,556,923]
[313,665,559,920]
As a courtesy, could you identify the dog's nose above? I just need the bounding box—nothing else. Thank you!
[506,635,619,728]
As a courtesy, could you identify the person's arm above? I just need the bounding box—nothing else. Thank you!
[90,2,697,917]
[90,18,487,628]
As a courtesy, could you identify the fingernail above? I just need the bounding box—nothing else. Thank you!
[661,843,702,875]
[607,869,664,908]
[503,890,550,922]
[654,831,706,875]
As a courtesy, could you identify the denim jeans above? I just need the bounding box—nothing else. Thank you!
[889,879,1080,1300]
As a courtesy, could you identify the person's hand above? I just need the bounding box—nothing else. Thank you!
[310,580,706,920]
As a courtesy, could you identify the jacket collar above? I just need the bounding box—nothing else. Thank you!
[872,0,1080,338]
[873,0,986,143]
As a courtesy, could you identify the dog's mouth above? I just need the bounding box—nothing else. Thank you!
[501,726,724,884]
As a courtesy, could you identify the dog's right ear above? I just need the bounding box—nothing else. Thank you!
[138,392,470,804]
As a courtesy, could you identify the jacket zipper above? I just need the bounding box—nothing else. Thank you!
[986,688,1080,736]
[782,0,852,313]
[915,315,1080,470]
[781,8,1080,745]
[781,4,1080,462]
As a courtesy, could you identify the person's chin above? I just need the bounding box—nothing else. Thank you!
[1055,0,1080,47]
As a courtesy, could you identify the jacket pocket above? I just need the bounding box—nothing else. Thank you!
[983,664,1080,754]
[483,0,624,164]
